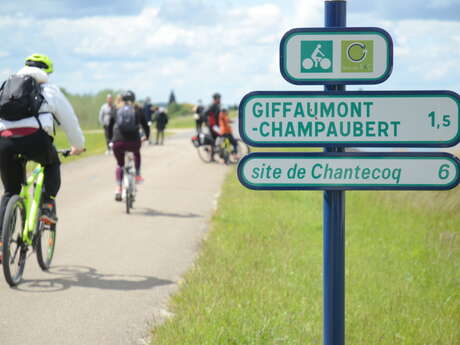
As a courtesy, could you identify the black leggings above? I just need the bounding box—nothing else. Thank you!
[223,134,238,153]
[0,130,61,200]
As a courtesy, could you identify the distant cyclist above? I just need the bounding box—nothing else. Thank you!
[108,90,150,201]
[218,108,238,156]
[203,93,222,160]
[0,53,85,225]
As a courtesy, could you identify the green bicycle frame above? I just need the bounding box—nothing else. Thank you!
[19,164,45,245]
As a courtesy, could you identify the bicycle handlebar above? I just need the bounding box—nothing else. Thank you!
[57,148,86,157]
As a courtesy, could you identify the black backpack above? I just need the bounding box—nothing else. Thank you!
[116,105,138,133]
[0,74,44,121]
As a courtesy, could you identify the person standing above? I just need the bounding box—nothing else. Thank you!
[143,98,155,145]
[99,94,116,154]
[155,107,168,145]
[193,99,205,134]
[143,97,154,124]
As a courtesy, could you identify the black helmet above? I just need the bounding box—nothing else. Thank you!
[122,90,135,102]
[212,92,221,99]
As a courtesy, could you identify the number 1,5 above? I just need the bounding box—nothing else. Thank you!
[428,111,451,128]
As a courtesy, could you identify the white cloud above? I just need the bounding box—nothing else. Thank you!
[0,1,458,104]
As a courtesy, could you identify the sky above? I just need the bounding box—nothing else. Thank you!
[1,0,459,105]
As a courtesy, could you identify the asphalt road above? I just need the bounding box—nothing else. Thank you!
[0,129,229,345]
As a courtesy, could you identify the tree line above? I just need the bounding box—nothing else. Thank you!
[62,88,194,129]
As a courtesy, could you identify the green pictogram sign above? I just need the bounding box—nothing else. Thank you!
[341,40,373,73]
[279,27,393,85]
[300,40,333,73]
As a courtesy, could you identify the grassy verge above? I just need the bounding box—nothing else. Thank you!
[151,169,460,344]
[167,109,238,130]
[168,115,195,129]
[53,129,106,162]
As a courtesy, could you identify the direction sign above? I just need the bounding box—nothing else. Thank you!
[239,90,460,148]
[280,27,393,85]
[237,152,460,191]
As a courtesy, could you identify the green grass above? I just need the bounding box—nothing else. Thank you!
[53,129,106,162]
[168,115,196,129]
[167,110,238,130]
[151,169,460,344]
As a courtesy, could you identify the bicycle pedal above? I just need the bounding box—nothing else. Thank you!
[41,218,55,225]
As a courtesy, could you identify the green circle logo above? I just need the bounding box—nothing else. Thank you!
[347,42,367,63]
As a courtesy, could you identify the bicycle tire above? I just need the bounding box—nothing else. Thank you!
[228,139,250,164]
[129,179,135,209]
[36,220,56,271]
[197,145,213,163]
[2,195,27,287]
[125,186,131,214]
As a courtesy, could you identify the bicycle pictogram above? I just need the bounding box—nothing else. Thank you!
[300,40,333,73]
[302,44,332,70]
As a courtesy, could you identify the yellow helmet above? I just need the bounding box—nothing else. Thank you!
[25,53,54,74]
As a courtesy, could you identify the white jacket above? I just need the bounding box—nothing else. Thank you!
[0,66,85,149]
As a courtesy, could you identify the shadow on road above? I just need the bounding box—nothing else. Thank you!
[135,207,202,219]
[15,265,174,293]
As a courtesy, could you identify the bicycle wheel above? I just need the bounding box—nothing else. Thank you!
[125,184,131,214]
[36,220,56,271]
[229,139,250,164]
[128,177,135,210]
[197,145,213,163]
[2,195,27,287]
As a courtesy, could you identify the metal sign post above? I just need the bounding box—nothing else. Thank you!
[324,2,346,345]
[236,0,459,343]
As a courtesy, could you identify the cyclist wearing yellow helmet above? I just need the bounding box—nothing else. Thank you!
[0,53,85,225]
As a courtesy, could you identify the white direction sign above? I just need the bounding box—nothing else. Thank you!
[280,27,393,85]
[237,153,460,191]
[239,90,460,148]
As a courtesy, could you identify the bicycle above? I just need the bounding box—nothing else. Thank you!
[1,149,72,287]
[192,133,250,164]
[122,152,136,214]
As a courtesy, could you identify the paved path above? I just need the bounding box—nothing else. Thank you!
[0,130,229,345]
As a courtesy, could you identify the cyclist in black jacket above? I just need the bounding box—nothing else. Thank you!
[108,90,150,201]
[203,93,222,160]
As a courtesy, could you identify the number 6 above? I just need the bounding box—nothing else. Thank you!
[438,164,450,180]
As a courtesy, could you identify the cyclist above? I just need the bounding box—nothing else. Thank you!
[203,93,222,160]
[108,90,150,201]
[218,108,238,157]
[312,44,326,68]
[0,53,85,226]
